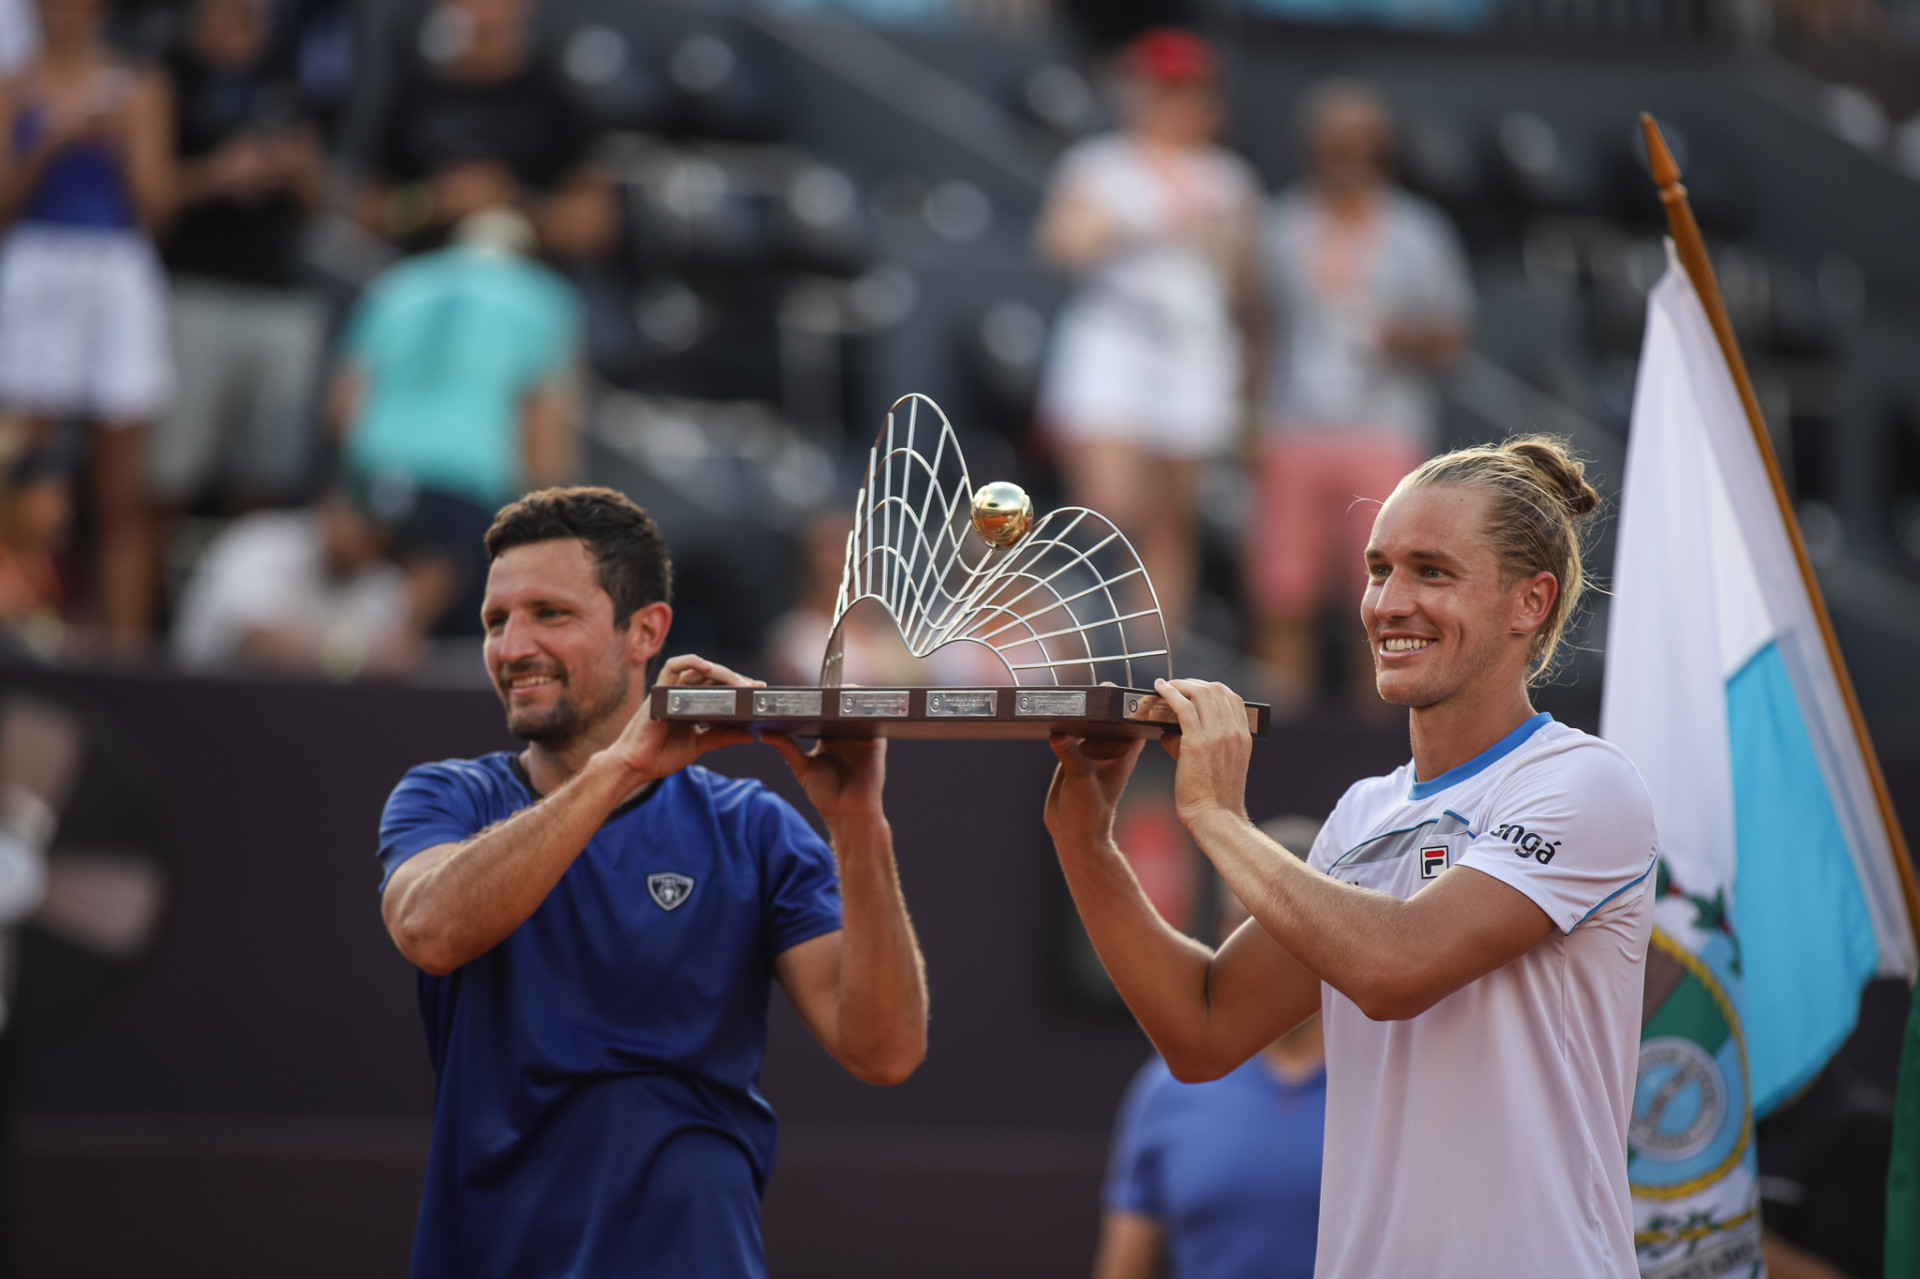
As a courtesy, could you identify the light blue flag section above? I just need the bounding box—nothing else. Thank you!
[1604,258,1914,1278]
[1728,641,1880,1116]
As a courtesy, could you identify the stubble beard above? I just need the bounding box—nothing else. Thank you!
[501,664,630,750]
[1376,629,1508,712]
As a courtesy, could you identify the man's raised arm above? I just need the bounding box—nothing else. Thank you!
[381,658,753,975]
[1043,735,1320,1083]
[769,737,928,1087]
[1155,678,1555,1023]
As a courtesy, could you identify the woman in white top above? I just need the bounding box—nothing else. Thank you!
[1034,29,1260,639]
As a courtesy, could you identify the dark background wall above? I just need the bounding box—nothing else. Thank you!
[1,662,1912,1277]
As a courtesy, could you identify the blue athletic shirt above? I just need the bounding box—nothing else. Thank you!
[1104,1054,1325,1279]
[376,753,844,1279]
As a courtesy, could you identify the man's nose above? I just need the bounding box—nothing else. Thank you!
[1371,569,1416,617]
[493,613,540,663]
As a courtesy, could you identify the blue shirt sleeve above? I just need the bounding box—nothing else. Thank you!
[1103,1058,1170,1217]
[751,789,843,959]
[376,762,492,893]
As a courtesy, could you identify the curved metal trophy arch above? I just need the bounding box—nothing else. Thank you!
[821,394,1173,690]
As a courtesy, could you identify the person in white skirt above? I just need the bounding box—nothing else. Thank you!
[1034,28,1260,639]
[0,0,173,645]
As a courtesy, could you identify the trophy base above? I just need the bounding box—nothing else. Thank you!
[651,685,1272,740]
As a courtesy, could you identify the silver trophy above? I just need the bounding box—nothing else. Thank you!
[652,394,1270,739]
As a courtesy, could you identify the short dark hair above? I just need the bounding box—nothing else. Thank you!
[484,486,674,629]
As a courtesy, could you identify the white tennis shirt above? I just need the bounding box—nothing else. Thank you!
[1305,714,1656,1278]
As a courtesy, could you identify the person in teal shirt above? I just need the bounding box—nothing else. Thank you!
[334,207,579,630]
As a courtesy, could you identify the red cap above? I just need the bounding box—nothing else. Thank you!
[1122,28,1219,84]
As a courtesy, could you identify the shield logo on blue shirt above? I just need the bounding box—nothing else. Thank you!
[647,872,696,911]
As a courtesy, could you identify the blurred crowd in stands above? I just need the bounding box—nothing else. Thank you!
[0,0,599,675]
[0,0,1909,728]
[0,0,1479,713]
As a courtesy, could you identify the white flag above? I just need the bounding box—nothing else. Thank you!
[1603,253,1916,1277]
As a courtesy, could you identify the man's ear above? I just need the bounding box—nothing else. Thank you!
[1510,571,1558,639]
[625,601,673,673]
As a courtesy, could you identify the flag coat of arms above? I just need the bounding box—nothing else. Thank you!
[1602,253,1917,1277]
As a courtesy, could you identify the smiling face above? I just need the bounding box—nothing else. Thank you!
[482,539,646,747]
[1362,484,1556,710]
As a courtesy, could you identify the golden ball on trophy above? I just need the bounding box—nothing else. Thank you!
[970,481,1034,548]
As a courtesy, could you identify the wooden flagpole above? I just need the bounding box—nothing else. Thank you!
[1639,112,1920,952]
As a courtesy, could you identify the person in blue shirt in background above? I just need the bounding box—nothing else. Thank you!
[375,485,929,1279]
[1094,816,1328,1279]
[332,206,581,635]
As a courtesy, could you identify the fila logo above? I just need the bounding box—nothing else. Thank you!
[1494,822,1561,865]
[1420,845,1448,879]
[647,873,696,911]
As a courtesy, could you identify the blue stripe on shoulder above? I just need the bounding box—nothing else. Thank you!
[1572,857,1655,929]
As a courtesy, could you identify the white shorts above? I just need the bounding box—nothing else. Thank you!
[1039,295,1239,459]
[0,223,171,422]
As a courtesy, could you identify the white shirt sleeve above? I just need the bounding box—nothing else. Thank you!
[1455,742,1657,934]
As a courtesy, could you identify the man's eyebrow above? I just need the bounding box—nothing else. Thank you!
[1365,547,1465,565]
[483,594,580,616]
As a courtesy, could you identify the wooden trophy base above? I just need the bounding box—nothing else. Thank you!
[650,685,1272,741]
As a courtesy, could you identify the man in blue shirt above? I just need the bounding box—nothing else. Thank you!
[376,485,929,1278]
[1093,841,1326,1279]
[1099,1022,1325,1279]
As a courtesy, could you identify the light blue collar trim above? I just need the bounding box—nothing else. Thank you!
[1407,712,1553,800]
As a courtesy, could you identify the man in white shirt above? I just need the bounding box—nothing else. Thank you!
[1044,436,1655,1278]
[172,487,422,676]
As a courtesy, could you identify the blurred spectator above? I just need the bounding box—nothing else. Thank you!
[0,429,70,655]
[766,509,1006,686]
[1093,816,1328,1279]
[768,510,907,686]
[331,206,581,634]
[148,0,328,522]
[358,0,613,258]
[170,482,425,675]
[1034,28,1260,640]
[0,0,174,646]
[1247,80,1471,713]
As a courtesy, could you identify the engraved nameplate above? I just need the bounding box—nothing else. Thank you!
[1125,693,1173,722]
[1015,690,1087,717]
[754,690,823,717]
[926,689,998,718]
[666,688,740,716]
[1126,692,1264,734]
[840,690,910,718]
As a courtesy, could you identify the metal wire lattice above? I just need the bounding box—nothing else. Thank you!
[821,394,1172,689]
